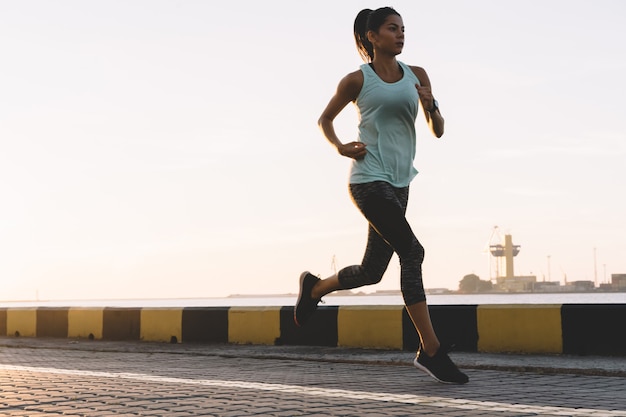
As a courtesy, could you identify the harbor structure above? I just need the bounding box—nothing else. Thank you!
[489,232,537,292]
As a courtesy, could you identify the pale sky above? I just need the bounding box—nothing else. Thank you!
[1,1,625,301]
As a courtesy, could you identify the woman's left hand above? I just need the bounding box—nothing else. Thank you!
[416,84,435,112]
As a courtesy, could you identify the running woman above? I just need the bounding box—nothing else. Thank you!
[294,7,468,384]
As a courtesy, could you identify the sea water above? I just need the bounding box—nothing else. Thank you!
[1,292,624,308]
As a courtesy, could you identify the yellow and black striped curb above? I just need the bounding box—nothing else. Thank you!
[0,304,624,356]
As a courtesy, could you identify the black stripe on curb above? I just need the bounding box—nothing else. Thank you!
[277,306,338,347]
[562,304,626,356]
[431,305,478,352]
[402,305,478,352]
[37,307,69,338]
[0,309,6,336]
[182,307,229,343]
[402,308,419,351]
[103,308,141,341]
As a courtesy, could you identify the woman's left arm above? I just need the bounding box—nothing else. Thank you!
[411,66,444,138]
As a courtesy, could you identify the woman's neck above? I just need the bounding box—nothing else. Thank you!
[371,57,399,70]
[369,58,403,83]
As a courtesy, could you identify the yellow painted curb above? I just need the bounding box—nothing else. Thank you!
[68,308,104,339]
[477,304,562,354]
[337,306,404,350]
[140,309,183,343]
[7,308,37,337]
[228,307,280,345]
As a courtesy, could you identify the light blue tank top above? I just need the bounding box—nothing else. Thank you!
[349,61,420,188]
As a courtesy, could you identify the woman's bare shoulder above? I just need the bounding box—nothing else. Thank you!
[340,69,365,87]
[407,65,431,86]
[337,69,365,100]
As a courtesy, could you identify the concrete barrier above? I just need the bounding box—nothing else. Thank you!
[0,304,624,356]
[477,305,563,354]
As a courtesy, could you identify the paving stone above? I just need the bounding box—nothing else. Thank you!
[0,339,624,416]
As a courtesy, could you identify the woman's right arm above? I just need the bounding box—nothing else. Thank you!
[317,71,367,160]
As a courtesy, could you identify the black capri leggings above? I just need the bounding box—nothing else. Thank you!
[337,181,426,305]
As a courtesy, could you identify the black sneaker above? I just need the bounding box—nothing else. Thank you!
[413,346,469,384]
[293,271,321,327]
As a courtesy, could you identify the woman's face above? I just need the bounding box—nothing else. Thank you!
[369,15,405,56]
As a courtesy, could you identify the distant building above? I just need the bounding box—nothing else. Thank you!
[612,274,626,290]
[533,281,561,292]
[490,233,537,292]
[490,234,521,281]
[495,275,537,292]
[564,280,595,292]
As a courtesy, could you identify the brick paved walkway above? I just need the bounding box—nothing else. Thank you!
[0,340,624,416]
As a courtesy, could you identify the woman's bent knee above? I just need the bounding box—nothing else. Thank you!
[338,265,383,289]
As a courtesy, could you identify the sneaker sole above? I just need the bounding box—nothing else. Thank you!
[413,358,463,385]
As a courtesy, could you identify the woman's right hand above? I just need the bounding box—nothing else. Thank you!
[338,141,367,160]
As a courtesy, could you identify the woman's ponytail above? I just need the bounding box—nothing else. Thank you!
[354,9,373,62]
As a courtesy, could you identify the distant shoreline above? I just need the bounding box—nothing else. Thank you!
[1,292,625,309]
[226,288,626,298]
[1,290,624,305]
